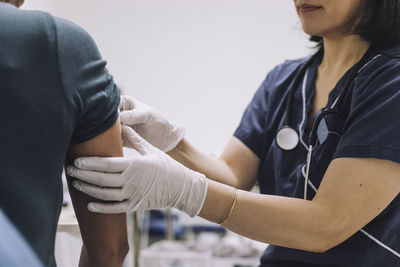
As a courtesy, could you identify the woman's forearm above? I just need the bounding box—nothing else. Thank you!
[198,157,400,253]
[168,138,243,188]
[168,140,341,252]
[198,179,339,253]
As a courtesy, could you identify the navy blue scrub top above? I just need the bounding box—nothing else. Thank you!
[234,46,400,267]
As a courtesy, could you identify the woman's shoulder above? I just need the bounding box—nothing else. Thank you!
[362,45,400,79]
[353,45,400,102]
[263,54,313,85]
[257,54,314,96]
[374,45,400,60]
[271,55,311,75]
[370,45,400,73]
[356,45,400,83]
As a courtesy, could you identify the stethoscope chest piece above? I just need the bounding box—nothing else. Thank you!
[275,126,299,151]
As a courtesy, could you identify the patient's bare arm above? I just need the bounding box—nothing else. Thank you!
[66,119,128,267]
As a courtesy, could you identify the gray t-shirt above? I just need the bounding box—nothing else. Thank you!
[0,3,120,266]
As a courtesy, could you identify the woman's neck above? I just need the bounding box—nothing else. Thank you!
[310,35,371,121]
[320,35,371,73]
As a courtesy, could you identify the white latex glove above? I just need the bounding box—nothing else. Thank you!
[119,95,185,152]
[66,126,208,217]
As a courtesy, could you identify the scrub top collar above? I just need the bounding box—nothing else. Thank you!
[296,51,361,150]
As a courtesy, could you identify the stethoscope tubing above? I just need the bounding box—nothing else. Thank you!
[308,47,376,147]
[284,52,320,126]
[276,47,379,200]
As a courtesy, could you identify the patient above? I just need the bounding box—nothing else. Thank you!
[0,210,42,267]
[0,1,128,266]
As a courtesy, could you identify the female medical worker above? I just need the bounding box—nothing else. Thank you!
[68,0,400,266]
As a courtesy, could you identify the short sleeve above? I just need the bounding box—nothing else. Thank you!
[54,17,120,144]
[333,59,400,164]
[234,74,271,159]
[233,59,306,159]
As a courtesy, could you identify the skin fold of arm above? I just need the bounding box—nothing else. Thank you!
[198,157,400,253]
[66,118,128,267]
[168,136,260,191]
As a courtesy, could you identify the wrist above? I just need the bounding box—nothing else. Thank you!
[218,188,238,225]
[198,180,239,224]
[173,169,208,217]
[164,123,185,152]
[168,138,193,165]
[169,137,188,154]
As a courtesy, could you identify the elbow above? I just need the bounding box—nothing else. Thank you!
[114,240,130,265]
[299,214,352,253]
[236,182,253,191]
[307,242,333,254]
[302,237,339,254]
[103,243,130,267]
[235,177,256,191]
[305,225,350,253]
[86,240,129,267]
[103,243,130,266]
[320,232,349,253]
[310,238,343,254]
[118,241,130,263]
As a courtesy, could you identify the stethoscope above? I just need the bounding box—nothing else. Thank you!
[275,47,380,200]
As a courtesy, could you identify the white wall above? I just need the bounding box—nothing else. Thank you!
[23,0,311,154]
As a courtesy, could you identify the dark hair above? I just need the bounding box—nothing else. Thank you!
[311,0,400,47]
[0,0,24,7]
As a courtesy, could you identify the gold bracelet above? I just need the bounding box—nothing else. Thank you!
[218,189,238,225]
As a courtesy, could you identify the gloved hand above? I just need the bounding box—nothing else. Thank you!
[119,95,185,152]
[66,126,208,217]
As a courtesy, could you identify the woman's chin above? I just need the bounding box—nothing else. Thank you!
[301,25,324,37]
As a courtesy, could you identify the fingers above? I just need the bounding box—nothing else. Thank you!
[87,201,130,214]
[121,126,151,155]
[72,180,126,201]
[66,166,127,187]
[119,95,136,111]
[73,157,131,173]
[120,110,148,125]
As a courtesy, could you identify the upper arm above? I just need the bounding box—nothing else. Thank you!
[313,59,400,248]
[55,17,127,266]
[66,118,128,267]
[55,16,120,145]
[313,157,400,248]
[220,136,260,190]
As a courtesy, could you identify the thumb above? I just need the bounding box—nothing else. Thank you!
[73,156,131,173]
[121,125,152,155]
[120,110,148,125]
